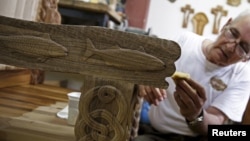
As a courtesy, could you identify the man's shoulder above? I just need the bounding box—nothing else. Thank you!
[233,62,250,79]
[173,30,202,39]
[180,30,203,39]
[171,30,204,46]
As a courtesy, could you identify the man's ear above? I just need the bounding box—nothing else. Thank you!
[220,18,233,31]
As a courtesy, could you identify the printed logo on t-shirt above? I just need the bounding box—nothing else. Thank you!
[210,76,227,91]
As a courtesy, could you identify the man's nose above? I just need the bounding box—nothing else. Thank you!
[226,42,237,52]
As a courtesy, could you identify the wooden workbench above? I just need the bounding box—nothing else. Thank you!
[0,71,76,141]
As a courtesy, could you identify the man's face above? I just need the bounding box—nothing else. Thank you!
[208,17,250,66]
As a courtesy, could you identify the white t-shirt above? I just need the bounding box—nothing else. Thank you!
[149,31,250,136]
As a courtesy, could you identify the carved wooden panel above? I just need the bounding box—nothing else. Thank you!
[0,15,180,88]
[75,76,139,141]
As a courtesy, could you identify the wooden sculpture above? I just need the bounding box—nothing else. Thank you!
[211,6,228,34]
[181,4,194,28]
[0,15,180,141]
[192,12,209,35]
[36,0,61,24]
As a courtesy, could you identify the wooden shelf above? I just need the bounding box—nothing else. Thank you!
[59,0,122,25]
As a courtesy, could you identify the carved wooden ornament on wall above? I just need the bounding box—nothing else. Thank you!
[227,0,241,6]
[211,5,228,34]
[192,12,209,35]
[181,4,194,28]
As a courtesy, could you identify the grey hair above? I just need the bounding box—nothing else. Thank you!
[232,9,250,24]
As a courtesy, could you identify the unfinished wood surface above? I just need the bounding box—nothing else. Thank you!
[0,15,180,88]
[0,84,74,141]
[0,84,71,116]
[0,64,24,71]
[0,103,75,141]
[0,70,31,88]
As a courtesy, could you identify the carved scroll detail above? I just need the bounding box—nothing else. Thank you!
[75,85,128,141]
[181,4,194,28]
[211,6,228,34]
[192,12,209,35]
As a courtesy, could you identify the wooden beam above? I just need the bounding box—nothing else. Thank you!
[0,15,180,88]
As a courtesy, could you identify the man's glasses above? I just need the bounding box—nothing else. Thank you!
[224,27,250,60]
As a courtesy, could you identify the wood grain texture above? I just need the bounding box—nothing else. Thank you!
[0,15,180,88]
[0,70,31,88]
[0,103,75,141]
[0,84,74,141]
[0,84,71,113]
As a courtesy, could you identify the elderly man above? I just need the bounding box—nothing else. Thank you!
[135,9,250,141]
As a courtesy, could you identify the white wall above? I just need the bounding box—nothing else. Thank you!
[0,0,40,21]
[146,0,250,40]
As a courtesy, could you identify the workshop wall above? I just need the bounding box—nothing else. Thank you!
[146,0,250,40]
